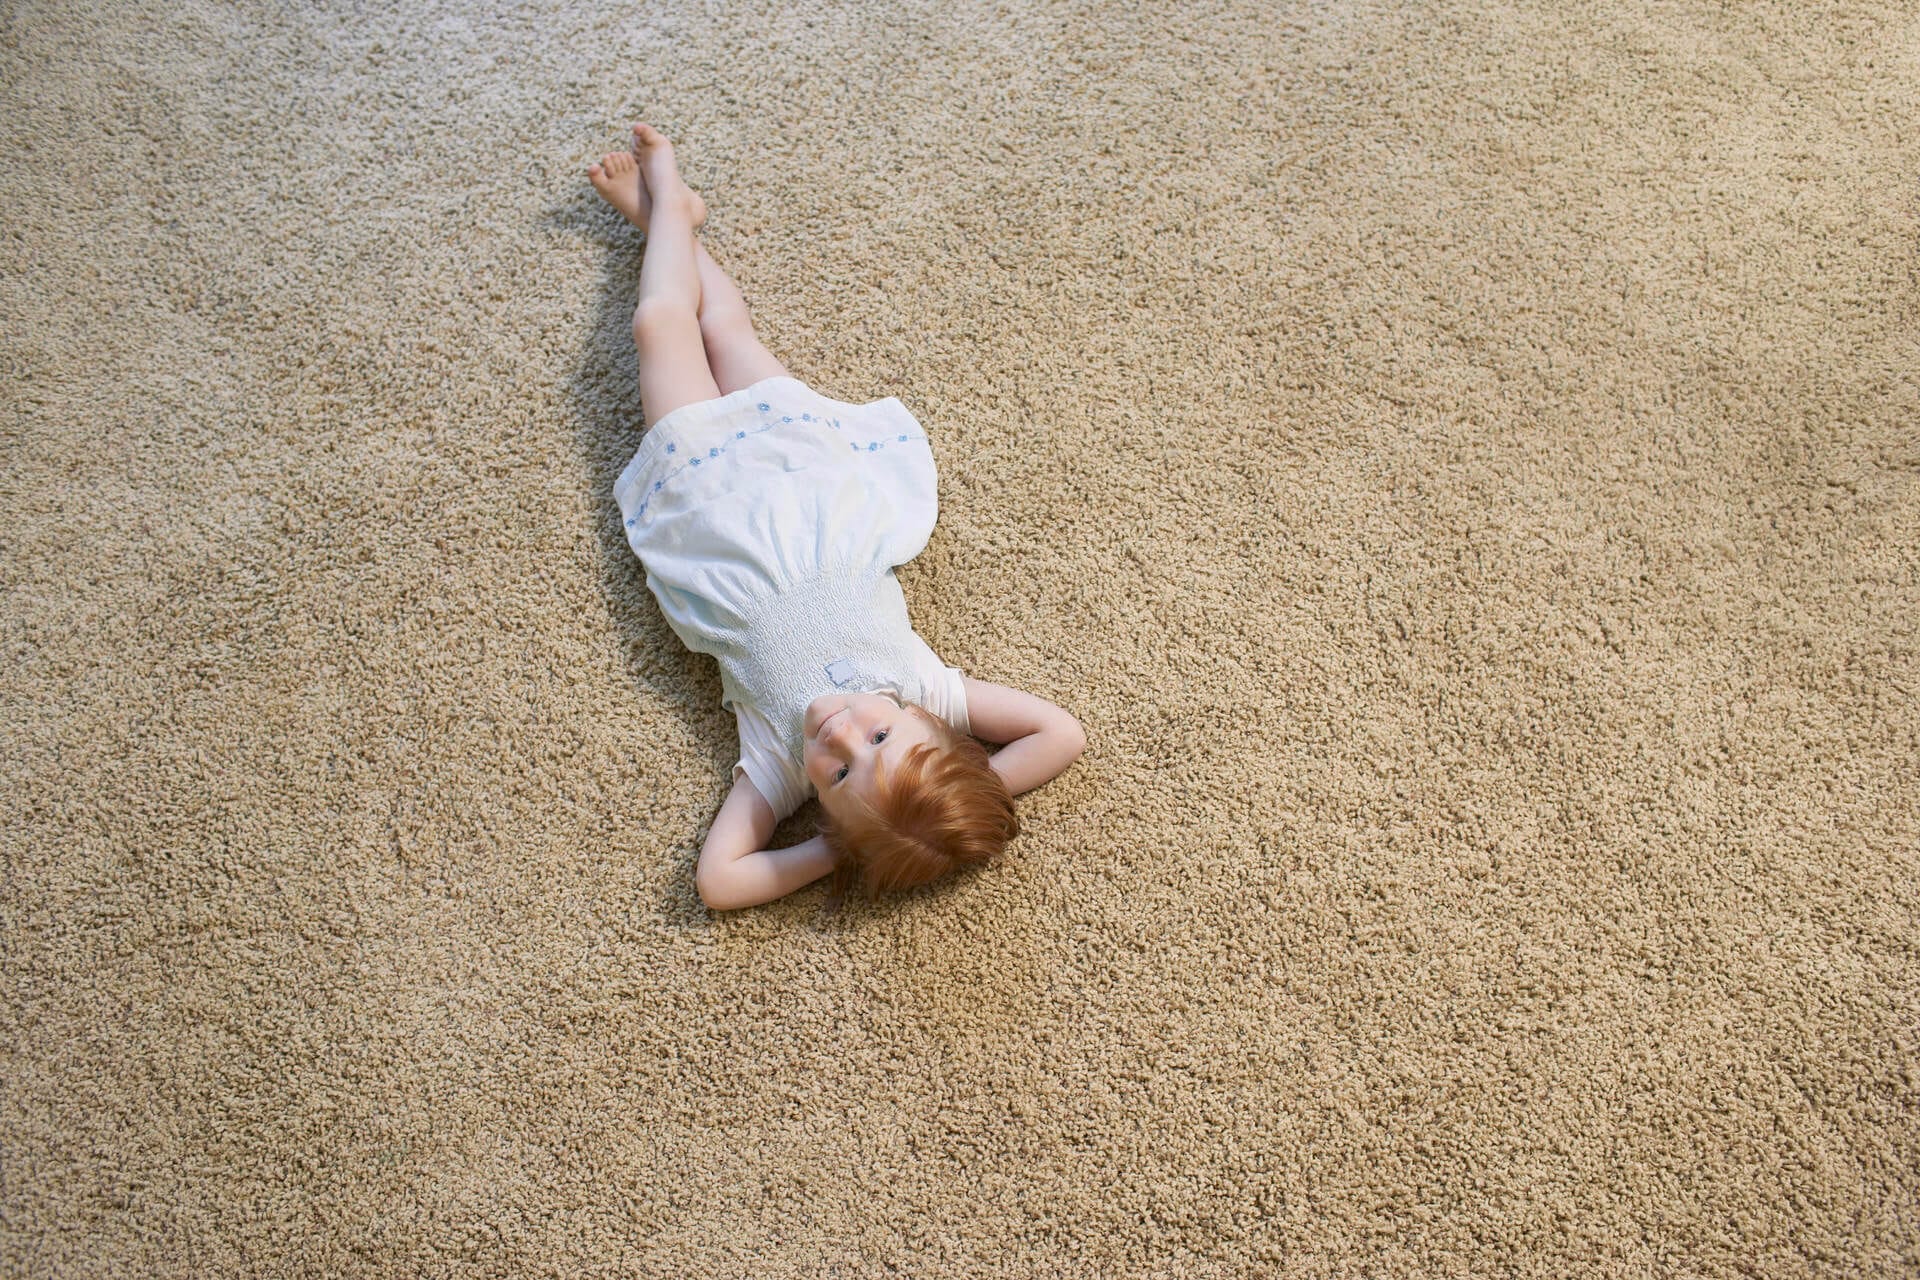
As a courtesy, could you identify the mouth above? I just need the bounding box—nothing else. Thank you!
[814,706,846,741]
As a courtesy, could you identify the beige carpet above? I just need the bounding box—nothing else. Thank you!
[4,0,1916,1274]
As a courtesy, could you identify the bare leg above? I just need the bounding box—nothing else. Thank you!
[617,126,717,428]
[693,244,791,395]
[590,130,790,396]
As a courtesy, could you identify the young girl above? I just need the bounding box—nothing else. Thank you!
[588,125,1087,911]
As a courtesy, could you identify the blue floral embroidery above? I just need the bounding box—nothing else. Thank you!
[628,404,927,526]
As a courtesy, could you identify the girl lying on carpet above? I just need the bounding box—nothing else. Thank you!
[588,125,1087,911]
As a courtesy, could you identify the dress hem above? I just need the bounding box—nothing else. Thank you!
[615,374,807,511]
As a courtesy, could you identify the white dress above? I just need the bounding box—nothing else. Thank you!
[615,375,971,820]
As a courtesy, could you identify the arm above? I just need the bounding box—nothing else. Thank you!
[694,772,836,911]
[961,676,1087,797]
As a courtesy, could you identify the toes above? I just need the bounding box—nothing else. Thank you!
[631,124,666,158]
[590,147,641,181]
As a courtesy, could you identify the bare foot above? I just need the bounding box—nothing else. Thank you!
[631,123,700,223]
[586,131,706,232]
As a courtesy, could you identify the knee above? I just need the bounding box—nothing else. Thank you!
[698,299,754,345]
[632,296,696,347]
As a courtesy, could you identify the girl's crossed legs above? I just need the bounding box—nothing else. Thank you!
[588,125,790,429]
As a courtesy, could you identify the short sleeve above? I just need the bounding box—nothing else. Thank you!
[906,634,970,736]
[733,704,810,821]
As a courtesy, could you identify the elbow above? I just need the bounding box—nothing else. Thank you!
[695,867,742,912]
[1059,713,1088,761]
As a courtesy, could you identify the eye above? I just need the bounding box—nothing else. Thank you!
[873,729,889,744]
[834,765,848,783]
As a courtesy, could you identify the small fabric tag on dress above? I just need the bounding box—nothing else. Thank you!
[825,658,858,686]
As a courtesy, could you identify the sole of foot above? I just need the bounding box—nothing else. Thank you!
[587,128,707,232]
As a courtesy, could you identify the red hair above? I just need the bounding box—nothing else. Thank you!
[818,704,1019,905]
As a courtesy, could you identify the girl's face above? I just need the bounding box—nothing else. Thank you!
[803,691,937,813]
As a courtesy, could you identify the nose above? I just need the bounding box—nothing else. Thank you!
[824,709,866,753]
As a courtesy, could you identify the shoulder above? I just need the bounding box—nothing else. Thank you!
[903,645,969,735]
[730,704,809,818]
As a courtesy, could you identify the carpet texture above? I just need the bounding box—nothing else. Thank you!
[4,0,1917,1274]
